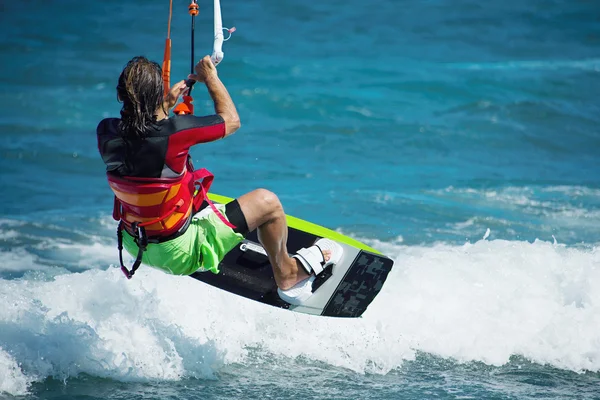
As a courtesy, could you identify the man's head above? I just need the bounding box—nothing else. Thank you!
[117,56,164,138]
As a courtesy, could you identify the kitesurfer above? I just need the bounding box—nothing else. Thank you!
[97,55,342,296]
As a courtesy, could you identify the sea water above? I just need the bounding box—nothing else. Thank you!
[1,0,599,398]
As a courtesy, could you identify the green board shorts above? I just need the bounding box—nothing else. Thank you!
[122,202,246,275]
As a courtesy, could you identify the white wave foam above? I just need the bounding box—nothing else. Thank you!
[1,238,599,396]
[540,186,600,197]
[0,268,225,396]
[448,58,600,72]
[437,185,600,232]
[50,241,118,270]
[0,230,19,240]
[0,249,44,272]
[0,219,27,228]
[367,238,600,372]
[0,220,117,273]
[0,219,26,242]
[0,347,32,396]
[439,185,599,210]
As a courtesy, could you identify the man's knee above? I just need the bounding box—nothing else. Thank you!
[254,188,282,214]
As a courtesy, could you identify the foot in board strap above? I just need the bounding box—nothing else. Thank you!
[277,238,343,305]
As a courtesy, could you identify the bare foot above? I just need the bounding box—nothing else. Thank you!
[296,247,331,275]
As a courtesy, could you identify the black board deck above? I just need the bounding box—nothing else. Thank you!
[189,225,394,318]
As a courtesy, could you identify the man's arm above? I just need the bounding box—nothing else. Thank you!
[204,74,240,137]
[189,55,240,137]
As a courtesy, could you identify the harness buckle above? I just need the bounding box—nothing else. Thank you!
[132,222,148,250]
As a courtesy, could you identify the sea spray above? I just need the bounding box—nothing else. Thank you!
[1,237,599,395]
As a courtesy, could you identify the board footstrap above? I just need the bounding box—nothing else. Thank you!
[293,247,325,275]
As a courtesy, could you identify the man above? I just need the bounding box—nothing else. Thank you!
[97,55,342,302]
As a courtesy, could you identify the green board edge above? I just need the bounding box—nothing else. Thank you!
[208,193,382,255]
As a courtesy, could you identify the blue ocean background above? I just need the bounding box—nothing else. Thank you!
[1,0,600,398]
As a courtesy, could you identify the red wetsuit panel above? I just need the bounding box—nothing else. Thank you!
[164,115,226,174]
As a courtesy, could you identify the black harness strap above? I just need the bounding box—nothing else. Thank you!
[117,221,148,279]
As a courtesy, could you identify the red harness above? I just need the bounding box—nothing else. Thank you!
[109,167,235,279]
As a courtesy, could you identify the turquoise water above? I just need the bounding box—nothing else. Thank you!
[1,0,600,398]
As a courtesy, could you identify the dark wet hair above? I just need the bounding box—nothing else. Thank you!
[116,56,165,139]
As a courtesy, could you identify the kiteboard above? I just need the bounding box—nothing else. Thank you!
[188,194,394,318]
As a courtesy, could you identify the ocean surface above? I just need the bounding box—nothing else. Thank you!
[1,0,599,398]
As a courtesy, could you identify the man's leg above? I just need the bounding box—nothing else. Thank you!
[235,189,329,290]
